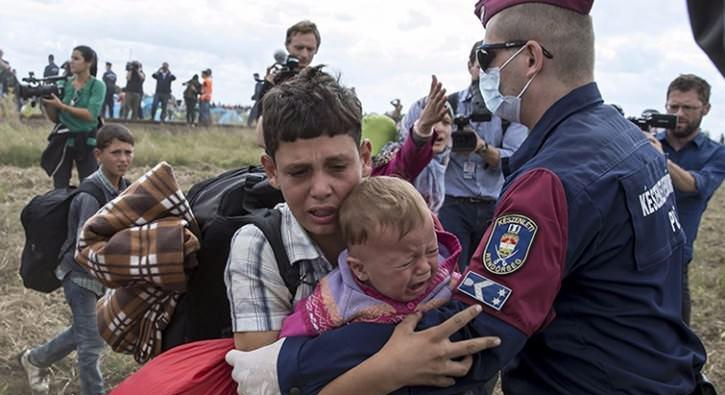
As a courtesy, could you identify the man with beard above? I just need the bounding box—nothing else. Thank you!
[643,73,725,324]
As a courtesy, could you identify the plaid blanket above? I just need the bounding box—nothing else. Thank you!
[76,162,200,363]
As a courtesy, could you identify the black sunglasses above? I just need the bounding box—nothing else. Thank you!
[476,40,554,71]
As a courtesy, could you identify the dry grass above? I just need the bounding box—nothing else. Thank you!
[0,123,722,394]
[0,119,263,169]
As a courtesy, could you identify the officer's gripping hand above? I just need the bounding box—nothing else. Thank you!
[371,305,501,389]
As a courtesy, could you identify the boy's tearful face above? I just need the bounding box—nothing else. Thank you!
[263,134,371,240]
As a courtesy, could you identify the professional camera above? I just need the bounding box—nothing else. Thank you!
[451,117,479,152]
[270,55,300,84]
[18,72,66,101]
[126,60,142,72]
[451,85,492,152]
[628,113,677,131]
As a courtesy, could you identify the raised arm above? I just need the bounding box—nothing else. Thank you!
[372,75,448,181]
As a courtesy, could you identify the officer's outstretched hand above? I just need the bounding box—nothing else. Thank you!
[416,75,448,139]
[371,305,501,389]
[225,338,284,395]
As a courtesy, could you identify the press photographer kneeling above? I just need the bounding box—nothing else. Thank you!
[39,45,106,189]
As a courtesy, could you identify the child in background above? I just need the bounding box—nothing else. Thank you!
[279,176,461,337]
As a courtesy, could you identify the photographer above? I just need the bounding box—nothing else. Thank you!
[40,45,106,189]
[436,40,528,268]
[266,20,320,83]
[123,60,144,120]
[643,73,725,324]
[254,20,321,146]
[151,62,176,122]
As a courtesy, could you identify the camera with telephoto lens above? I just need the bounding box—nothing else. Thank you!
[270,55,301,84]
[627,113,677,131]
[451,84,493,152]
[126,60,141,72]
[18,72,67,102]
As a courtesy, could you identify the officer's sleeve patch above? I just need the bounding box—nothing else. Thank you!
[482,214,537,275]
[456,271,512,311]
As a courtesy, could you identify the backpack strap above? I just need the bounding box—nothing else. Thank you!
[246,210,298,301]
[76,180,106,206]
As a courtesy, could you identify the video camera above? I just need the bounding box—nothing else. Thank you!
[18,72,67,101]
[628,113,677,132]
[270,55,300,85]
[451,84,492,152]
[126,60,142,72]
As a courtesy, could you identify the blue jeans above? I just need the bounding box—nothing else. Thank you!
[199,100,211,126]
[438,197,496,270]
[30,276,105,395]
[151,92,171,122]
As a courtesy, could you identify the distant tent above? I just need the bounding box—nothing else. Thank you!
[214,108,244,125]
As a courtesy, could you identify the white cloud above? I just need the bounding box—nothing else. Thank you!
[1,0,723,139]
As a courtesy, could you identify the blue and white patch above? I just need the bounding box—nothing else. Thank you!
[457,271,512,311]
[483,214,537,275]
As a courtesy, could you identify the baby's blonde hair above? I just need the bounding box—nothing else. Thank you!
[340,176,430,246]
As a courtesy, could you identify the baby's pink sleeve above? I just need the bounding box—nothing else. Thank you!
[279,300,317,338]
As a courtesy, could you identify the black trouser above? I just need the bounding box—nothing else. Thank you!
[185,97,197,124]
[438,196,497,270]
[103,92,115,118]
[52,141,98,189]
[151,92,171,122]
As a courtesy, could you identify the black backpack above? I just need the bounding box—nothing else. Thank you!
[162,166,292,349]
[19,182,105,293]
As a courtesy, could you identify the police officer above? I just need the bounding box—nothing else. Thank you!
[435,40,528,268]
[226,1,708,394]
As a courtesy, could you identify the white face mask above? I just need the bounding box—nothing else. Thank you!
[478,46,536,123]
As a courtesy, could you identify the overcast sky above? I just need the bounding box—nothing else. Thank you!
[1,0,723,138]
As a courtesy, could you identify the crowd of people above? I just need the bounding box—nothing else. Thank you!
[0,50,252,126]
[7,1,725,395]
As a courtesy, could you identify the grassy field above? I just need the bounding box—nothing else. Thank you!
[0,121,722,394]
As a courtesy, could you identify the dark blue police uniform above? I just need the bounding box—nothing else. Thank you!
[277,83,707,395]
